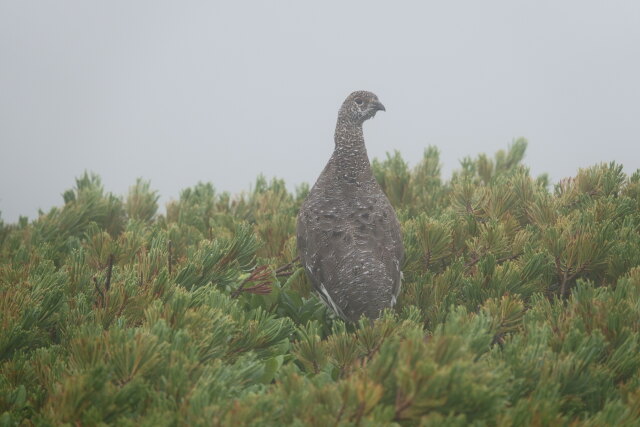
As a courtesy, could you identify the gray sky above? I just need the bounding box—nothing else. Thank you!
[1,1,639,223]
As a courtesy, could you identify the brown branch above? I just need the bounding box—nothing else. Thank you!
[115,292,129,318]
[93,276,104,307]
[94,255,115,307]
[465,200,474,215]
[105,254,114,292]
[560,262,589,299]
[423,250,431,270]
[168,240,173,275]
[231,257,302,298]
[275,256,300,277]
[491,332,506,347]
[241,281,272,295]
[231,265,271,298]
[465,252,523,272]
[464,253,480,270]
[497,252,523,264]
[393,390,413,421]
[333,399,347,427]
[560,269,569,299]
[352,401,366,426]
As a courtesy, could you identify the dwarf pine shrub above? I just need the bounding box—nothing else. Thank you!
[1,139,640,425]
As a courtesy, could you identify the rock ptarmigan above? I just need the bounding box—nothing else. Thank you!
[296,91,404,322]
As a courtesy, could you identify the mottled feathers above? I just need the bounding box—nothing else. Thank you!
[296,91,404,322]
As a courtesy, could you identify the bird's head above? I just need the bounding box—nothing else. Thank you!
[338,91,386,125]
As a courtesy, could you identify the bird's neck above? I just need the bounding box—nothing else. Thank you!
[333,121,372,182]
[334,120,363,147]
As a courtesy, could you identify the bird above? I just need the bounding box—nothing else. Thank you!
[296,91,404,322]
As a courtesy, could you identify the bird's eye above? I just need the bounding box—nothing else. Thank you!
[354,98,363,105]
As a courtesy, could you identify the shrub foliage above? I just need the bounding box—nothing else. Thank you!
[2,139,640,425]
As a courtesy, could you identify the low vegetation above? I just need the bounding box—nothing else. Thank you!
[2,139,640,425]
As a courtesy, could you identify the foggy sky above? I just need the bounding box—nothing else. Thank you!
[1,1,640,223]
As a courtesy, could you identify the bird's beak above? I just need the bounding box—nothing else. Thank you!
[373,101,386,112]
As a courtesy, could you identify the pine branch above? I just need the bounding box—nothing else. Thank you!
[93,276,104,307]
[231,265,272,298]
[93,254,114,307]
[558,259,590,298]
[274,256,300,277]
[105,254,114,292]
[394,390,413,421]
[168,240,173,275]
[465,252,523,272]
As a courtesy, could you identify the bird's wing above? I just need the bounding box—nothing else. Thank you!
[296,206,351,319]
[372,200,404,305]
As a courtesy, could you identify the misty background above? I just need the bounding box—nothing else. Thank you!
[1,1,639,223]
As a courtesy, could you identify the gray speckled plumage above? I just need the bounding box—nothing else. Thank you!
[296,91,404,322]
